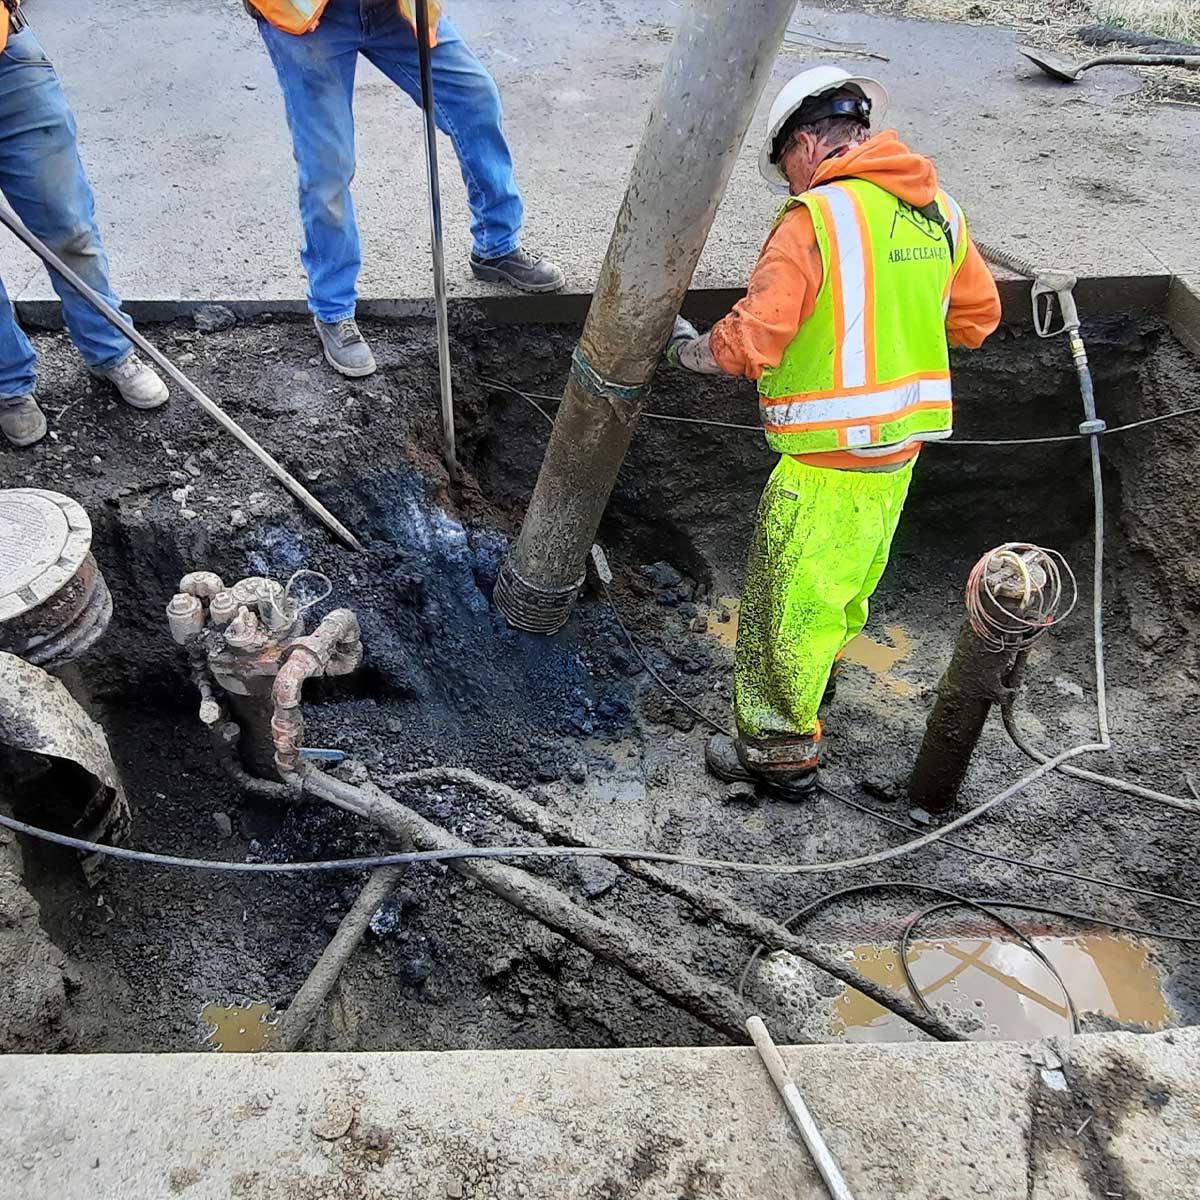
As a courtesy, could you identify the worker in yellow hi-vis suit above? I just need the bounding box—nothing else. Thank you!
[667,66,1001,797]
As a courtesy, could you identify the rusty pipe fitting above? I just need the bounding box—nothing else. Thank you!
[208,590,238,628]
[178,571,226,603]
[166,592,205,645]
[223,606,271,654]
[270,609,363,783]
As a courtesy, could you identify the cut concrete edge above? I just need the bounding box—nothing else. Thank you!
[1166,274,1200,360]
[12,275,1175,332]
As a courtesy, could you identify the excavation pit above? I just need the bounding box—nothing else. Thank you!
[1,288,1198,1057]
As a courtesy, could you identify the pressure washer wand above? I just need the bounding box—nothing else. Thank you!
[414,0,461,482]
[0,202,365,553]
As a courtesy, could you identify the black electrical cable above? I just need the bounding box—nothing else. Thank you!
[736,879,1200,1039]
[600,578,733,738]
[819,780,1200,914]
[479,373,1200,447]
[898,896,1079,1036]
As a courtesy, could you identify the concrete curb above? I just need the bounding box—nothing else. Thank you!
[0,1028,1195,1198]
[11,274,1175,333]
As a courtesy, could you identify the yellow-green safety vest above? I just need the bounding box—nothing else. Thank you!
[758,177,969,458]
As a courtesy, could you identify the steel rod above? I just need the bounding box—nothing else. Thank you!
[746,1016,857,1200]
[0,202,364,552]
[415,0,460,481]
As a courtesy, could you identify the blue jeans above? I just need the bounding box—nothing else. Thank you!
[259,0,525,322]
[0,27,134,403]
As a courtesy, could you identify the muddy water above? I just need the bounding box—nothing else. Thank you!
[700,598,915,695]
[200,1001,277,1052]
[831,933,1170,1042]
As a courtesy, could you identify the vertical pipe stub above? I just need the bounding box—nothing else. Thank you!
[0,488,112,669]
[494,0,796,634]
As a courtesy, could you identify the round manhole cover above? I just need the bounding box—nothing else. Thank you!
[0,489,92,622]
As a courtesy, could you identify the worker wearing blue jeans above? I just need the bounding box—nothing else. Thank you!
[0,17,168,448]
[252,0,563,378]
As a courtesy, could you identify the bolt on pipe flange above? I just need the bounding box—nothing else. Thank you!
[493,559,583,634]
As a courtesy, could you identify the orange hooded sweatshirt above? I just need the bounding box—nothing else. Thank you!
[710,131,1001,469]
[0,2,21,54]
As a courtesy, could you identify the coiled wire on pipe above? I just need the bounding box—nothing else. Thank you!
[964,543,1077,651]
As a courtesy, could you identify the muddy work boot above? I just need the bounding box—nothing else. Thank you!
[704,733,819,800]
[314,316,376,378]
[0,395,47,448]
[93,353,169,410]
[469,246,565,293]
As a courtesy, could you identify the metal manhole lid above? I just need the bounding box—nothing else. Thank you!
[0,489,92,622]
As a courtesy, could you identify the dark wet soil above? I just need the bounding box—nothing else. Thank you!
[2,305,1200,1054]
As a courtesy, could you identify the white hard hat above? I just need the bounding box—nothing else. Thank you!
[758,66,889,185]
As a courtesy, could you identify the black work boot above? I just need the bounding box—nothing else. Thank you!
[704,733,819,800]
[469,247,565,293]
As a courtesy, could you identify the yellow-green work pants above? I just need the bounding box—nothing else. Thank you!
[734,454,914,744]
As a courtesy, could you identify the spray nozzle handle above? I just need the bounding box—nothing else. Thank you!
[1032,268,1080,339]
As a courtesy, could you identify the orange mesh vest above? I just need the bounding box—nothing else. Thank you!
[248,0,440,41]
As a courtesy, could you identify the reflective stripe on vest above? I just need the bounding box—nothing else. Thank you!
[758,177,969,458]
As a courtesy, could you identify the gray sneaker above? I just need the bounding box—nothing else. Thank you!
[93,353,169,410]
[0,396,48,448]
[314,316,376,378]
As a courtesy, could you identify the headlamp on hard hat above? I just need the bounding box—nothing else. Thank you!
[769,89,872,164]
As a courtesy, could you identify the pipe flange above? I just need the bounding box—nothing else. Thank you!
[493,558,583,634]
[0,488,92,623]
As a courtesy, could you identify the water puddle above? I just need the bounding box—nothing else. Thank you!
[831,933,1170,1042]
[702,597,740,648]
[200,1000,277,1052]
[697,602,914,696]
[842,624,913,674]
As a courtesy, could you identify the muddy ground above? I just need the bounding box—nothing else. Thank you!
[1,302,1199,1055]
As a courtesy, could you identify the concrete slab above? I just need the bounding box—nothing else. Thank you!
[3,0,1193,314]
[0,1038,1036,1199]
[1065,1031,1200,1200]
[2,1031,1197,1198]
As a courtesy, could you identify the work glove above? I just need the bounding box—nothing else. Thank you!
[665,316,700,367]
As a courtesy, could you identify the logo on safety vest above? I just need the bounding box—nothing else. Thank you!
[890,200,946,244]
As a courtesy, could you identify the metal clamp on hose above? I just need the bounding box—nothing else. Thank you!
[570,348,649,424]
[1079,419,1106,436]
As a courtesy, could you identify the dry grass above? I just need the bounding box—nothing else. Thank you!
[862,0,1197,41]
[1091,1,1198,42]
[854,0,1200,105]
